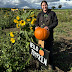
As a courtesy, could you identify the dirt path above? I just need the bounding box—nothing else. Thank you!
[2,28,20,33]
[53,37,72,72]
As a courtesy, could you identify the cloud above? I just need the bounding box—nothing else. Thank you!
[48,0,72,9]
[60,0,72,2]
[0,0,72,9]
[0,0,32,8]
[17,0,32,8]
[24,0,59,3]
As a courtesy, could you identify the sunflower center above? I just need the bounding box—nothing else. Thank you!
[22,21,24,23]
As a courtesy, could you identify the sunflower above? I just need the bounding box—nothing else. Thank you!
[16,24,20,28]
[31,14,35,17]
[23,9,24,11]
[26,18,31,22]
[40,9,42,11]
[18,21,20,24]
[10,38,15,43]
[14,19,18,23]
[20,20,26,26]
[31,18,36,25]
[10,32,14,37]
[16,16,20,20]
[30,27,33,30]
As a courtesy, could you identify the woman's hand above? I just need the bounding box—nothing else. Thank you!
[35,26,39,30]
[44,26,49,33]
[44,26,49,30]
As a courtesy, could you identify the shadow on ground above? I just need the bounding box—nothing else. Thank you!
[53,37,72,72]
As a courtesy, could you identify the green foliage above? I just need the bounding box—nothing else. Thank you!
[0,33,32,71]
[51,6,56,9]
[0,10,16,29]
[58,5,62,9]
[54,10,72,22]
[0,9,38,72]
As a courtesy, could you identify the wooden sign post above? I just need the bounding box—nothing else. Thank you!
[38,40,44,48]
[29,41,50,67]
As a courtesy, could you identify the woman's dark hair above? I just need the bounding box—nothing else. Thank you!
[41,0,48,6]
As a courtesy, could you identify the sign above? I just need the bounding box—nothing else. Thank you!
[29,41,50,67]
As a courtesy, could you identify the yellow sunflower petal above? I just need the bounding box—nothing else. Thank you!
[30,27,33,30]
[23,9,24,11]
[16,24,20,28]
[16,16,20,20]
[10,38,15,43]
[26,18,31,21]
[14,19,17,23]
[10,32,14,37]
[14,19,19,23]
[20,20,26,26]
[31,14,35,17]
[31,18,36,25]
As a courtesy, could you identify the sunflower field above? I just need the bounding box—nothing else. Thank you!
[0,9,38,72]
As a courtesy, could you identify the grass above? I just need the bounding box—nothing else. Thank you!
[54,21,72,38]
[52,9,72,12]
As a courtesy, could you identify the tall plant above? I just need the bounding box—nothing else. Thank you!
[0,9,38,72]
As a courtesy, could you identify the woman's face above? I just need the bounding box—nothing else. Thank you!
[41,2,48,12]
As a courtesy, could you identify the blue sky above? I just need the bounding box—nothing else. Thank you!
[0,0,72,9]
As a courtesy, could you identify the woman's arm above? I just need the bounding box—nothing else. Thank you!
[35,13,41,29]
[48,12,58,30]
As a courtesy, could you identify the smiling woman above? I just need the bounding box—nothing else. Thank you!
[35,0,58,70]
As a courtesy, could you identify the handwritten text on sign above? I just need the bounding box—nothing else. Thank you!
[29,42,50,66]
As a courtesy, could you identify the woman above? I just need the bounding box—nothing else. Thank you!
[35,0,58,70]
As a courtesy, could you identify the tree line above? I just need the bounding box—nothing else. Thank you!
[52,5,62,9]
